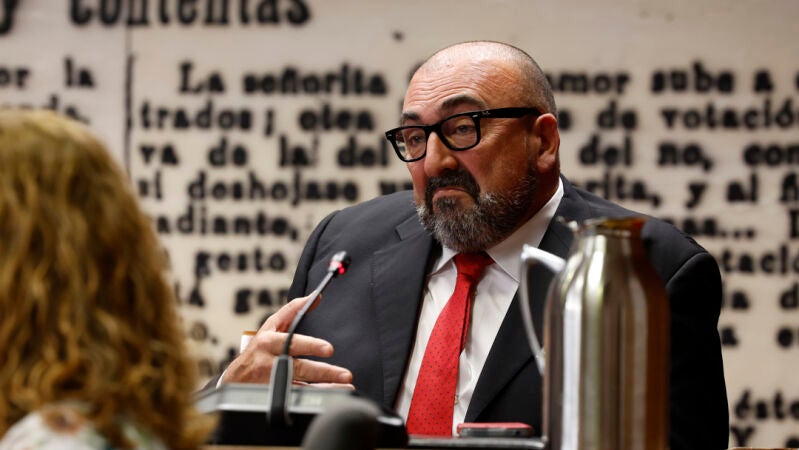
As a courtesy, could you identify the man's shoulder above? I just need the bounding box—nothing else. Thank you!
[309,190,421,247]
[564,179,711,271]
[562,179,640,218]
[330,190,417,223]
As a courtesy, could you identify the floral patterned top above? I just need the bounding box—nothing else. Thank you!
[0,403,166,450]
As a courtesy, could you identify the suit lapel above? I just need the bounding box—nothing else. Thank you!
[465,178,587,421]
[372,214,434,409]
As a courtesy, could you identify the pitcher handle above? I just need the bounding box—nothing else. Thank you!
[519,244,565,375]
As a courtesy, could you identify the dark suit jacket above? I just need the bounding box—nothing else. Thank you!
[287,177,729,450]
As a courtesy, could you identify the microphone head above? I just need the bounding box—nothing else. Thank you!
[301,396,381,450]
[328,251,351,276]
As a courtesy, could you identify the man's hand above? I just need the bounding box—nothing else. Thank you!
[221,294,354,386]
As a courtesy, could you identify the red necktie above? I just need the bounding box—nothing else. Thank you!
[406,252,494,436]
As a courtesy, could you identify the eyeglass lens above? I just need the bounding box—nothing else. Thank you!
[395,114,478,160]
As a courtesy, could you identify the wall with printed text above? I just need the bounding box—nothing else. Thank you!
[2,0,798,446]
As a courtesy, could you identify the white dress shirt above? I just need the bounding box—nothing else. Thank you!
[395,179,563,435]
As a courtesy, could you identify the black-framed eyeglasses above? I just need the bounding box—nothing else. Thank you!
[384,107,543,162]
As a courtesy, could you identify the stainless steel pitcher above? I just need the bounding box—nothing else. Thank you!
[519,216,669,450]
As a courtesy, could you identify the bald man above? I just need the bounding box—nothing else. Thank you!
[220,41,729,449]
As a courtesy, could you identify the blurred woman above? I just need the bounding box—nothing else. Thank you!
[0,109,213,449]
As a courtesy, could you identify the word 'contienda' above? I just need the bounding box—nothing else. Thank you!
[70,0,310,27]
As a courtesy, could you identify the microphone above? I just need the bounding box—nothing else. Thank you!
[269,251,351,427]
[301,396,381,450]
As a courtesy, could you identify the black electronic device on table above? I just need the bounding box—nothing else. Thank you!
[197,383,544,449]
[196,382,408,447]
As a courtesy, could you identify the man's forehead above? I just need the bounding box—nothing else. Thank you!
[401,62,512,121]
[400,93,487,123]
[423,42,508,69]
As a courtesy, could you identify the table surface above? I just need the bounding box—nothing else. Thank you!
[203,445,799,450]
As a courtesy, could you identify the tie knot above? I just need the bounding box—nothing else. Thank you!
[454,252,494,282]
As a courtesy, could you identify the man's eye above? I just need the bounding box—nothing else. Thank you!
[452,124,476,135]
[402,130,426,147]
[443,116,476,137]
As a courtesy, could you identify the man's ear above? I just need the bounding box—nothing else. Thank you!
[533,113,560,173]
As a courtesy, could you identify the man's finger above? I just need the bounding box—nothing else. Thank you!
[251,331,335,358]
[260,294,316,332]
[292,358,353,385]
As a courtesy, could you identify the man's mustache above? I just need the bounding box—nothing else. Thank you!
[425,169,480,207]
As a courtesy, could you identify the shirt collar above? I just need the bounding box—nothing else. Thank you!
[434,177,564,281]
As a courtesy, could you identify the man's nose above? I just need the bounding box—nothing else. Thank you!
[423,132,458,176]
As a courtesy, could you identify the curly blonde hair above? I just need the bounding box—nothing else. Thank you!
[0,109,214,449]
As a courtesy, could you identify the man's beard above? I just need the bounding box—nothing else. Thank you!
[416,166,537,253]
